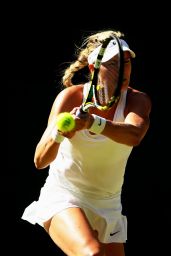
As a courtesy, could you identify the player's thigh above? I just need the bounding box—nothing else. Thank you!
[105,242,125,256]
[44,207,102,255]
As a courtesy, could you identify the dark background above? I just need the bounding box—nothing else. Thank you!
[7,3,170,255]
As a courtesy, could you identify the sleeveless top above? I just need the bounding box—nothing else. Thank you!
[49,84,133,199]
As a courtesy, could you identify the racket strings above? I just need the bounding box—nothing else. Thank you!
[96,84,110,106]
[81,36,123,113]
[94,53,122,109]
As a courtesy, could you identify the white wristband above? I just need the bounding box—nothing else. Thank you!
[51,128,65,143]
[89,114,106,134]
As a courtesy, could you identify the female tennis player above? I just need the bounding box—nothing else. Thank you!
[21,30,151,256]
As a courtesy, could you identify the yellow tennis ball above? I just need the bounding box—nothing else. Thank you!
[56,112,75,132]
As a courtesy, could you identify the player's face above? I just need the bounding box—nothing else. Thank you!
[98,51,132,93]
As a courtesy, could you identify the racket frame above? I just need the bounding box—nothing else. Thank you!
[79,36,124,114]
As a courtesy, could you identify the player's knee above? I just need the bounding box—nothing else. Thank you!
[82,239,105,256]
[43,218,52,233]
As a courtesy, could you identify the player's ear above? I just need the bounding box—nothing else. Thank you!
[88,64,94,73]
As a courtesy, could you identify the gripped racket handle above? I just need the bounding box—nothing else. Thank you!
[76,106,87,117]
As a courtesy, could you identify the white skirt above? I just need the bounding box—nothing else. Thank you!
[21,171,127,243]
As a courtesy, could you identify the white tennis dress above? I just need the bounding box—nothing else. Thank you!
[21,86,133,243]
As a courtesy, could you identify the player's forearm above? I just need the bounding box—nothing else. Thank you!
[102,120,149,146]
[34,139,59,169]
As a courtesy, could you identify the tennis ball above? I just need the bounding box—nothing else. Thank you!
[56,112,75,132]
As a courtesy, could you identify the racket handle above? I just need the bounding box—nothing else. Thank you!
[76,107,87,117]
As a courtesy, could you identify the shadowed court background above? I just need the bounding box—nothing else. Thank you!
[7,3,170,255]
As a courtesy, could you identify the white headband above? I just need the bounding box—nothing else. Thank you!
[88,39,136,64]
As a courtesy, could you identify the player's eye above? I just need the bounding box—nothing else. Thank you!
[108,60,117,67]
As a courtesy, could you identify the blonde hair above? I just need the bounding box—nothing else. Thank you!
[62,30,124,87]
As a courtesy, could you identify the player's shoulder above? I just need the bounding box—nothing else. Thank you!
[127,86,151,101]
[51,84,84,113]
[127,86,152,109]
[57,84,83,99]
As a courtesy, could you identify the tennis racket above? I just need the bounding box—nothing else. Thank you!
[76,35,124,117]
